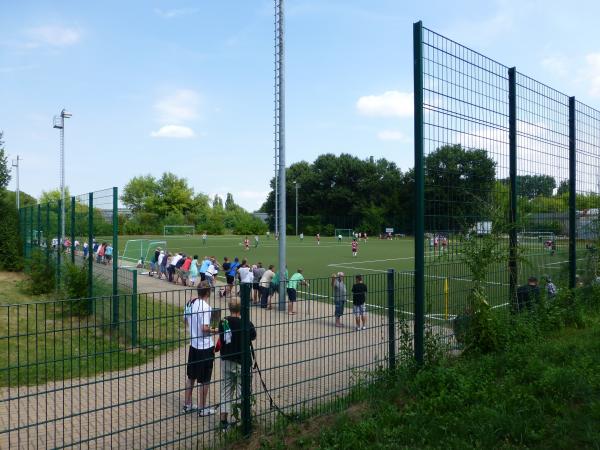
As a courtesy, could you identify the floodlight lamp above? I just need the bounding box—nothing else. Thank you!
[53,115,63,129]
[61,109,72,119]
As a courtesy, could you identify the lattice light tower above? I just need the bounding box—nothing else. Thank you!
[274,0,286,311]
[53,108,72,241]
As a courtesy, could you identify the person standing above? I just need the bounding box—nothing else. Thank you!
[189,255,199,286]
[316,233,320,246]
[254,235,259,248]
[199,256,211,282]
[243,237,250,252]
[333,272,347,328]
[351,275,368,330]
[351,238,358,257]
[287,268,308,315]
[299,232,304,242]
[218,299,257,430]
[252,263,265,304]
[337,234,343,243]
[259,264,275,309]
[514,276,540,313]
[83,241,89,259]
[182,281,216,416]
[202,232,207,246]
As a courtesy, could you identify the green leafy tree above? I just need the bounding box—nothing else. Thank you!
[0,132,23,270]
[121,175,157,214]
[556,180,569,196]
[39,188,72,205]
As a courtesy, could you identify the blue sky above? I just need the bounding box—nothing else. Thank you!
[2,0,600,211]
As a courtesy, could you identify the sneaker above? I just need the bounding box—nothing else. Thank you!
[356,327,360,331]
[181,404,198,414]
[361,326,366,330]
[198,407,216,417]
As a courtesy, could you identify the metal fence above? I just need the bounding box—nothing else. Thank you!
[0,272,422,448]
[413,21,600,361]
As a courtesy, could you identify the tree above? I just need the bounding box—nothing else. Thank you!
[424,144,496,231]
[0,132,22,270]
[0,132,10,193]
[121,175,157,214]
[556,179,569,196]
[39,188,72,205]
[212,195,224,211]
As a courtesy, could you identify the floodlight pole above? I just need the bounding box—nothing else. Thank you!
[275,0,287,311]
[12,155,21,210]
[53,109,72,241]
[294,181,300,236]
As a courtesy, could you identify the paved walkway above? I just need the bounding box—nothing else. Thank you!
[1,273,452,448]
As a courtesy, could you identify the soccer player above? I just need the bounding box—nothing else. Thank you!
[202,232,207,246]
[316,233,320,246]
[338,234,343,243]
[351,238,358,257]
[254,235,259,248]
[299,232,304,241]
[243,237,250,252]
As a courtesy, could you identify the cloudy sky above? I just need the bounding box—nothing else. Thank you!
[2,0,600,210]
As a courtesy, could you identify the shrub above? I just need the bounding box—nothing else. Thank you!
[62,263,91,316]
[28,249,55,295]
[0,197,23,271]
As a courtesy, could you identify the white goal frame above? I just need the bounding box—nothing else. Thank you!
[334,228,354,237]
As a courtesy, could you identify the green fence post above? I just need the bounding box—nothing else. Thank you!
[508,67,518,304]
[113,187,118,296]
[131,270,138,346]
[56,199,62,289]
[569,96,577,289]
[88,193,94,312]
[387,269,396,370]
[37,204,41,251]
[71,196,76,264]
[46,203,50,263]
[240,282,253,437]
[413,20,425,365]
[29,205,33,258]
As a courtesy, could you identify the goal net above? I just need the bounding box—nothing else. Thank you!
[163,225,195,236]
[334,229,354,237]
[121,239,167,267]
[517,232,556,251]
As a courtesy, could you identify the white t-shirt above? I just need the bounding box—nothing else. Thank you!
[238,266,253,283]
[260,269,275,287]
[158,252,165,265]
[171,254,182,267]
[184,298,213,350]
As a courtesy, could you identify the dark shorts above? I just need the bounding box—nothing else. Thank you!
[287,288,297,302]
[226,275,235,285]
[253,282,259,291]
[187,346,215,383]
[200,273,206,281]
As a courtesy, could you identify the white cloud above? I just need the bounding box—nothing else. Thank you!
[25,26,82,47]
[584,53,600,97]
[154,8,199,19]
[356,91,413,118]
[154,89,200,124]
[377,130,409,142]
[541,55,569,78]
[150,125,195,139]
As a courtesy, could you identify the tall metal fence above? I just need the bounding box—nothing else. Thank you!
[0,272,419,448]
[413,21,600,361]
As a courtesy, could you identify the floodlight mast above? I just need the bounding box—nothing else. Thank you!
[53,108,72,241]
[11,156,21,210]
[275,0,286,311]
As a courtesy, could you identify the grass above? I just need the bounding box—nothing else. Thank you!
[0,271,185,386]
[247,301,600,449]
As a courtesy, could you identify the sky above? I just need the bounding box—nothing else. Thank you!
[2,0,600,211]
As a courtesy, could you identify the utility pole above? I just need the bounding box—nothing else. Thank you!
[11,156,20,210]
[294,181,300,236]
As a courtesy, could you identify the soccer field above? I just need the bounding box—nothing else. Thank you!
[111,234,571,320]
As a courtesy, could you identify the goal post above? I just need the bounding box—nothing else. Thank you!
[163,225,195,236]
[334,228,353,237]
[144,241,167,265]
[121,239,147,266]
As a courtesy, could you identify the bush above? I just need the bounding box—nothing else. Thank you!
[62,263,90,316]
[28,250,55,295]
[0,197,23,271]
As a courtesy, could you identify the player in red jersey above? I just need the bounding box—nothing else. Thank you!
[351,238,358,257]
[243,237,250,251]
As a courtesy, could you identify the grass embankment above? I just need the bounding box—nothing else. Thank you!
[0,272,185,386]
[252,301,600,449]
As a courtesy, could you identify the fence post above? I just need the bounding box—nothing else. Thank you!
[113,187,119,298]
[240,282,253,437]
[112,189,119,329]
[413,20,425,365]
[569,96,577,289]
[131,270,138,346]
[46,203,50,263]
[88,192,94,311]
[56,199,62,289]
[71,196,76,264]
[387,269,396,370]
[37,204,41,251]
[508,67,518,305]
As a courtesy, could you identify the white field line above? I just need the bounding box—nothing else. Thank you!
[543,257,585,267]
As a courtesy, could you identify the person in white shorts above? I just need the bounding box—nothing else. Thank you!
[351,275,368,330]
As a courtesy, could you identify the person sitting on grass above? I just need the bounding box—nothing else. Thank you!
[182,281,217,416]
[287,268,308,315]
[351,275,368,330]
[218,299,257,431]
[513,276,540,313]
